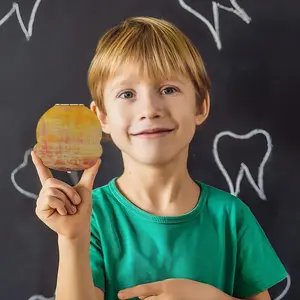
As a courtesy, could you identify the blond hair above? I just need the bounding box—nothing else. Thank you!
[88,16,210,113]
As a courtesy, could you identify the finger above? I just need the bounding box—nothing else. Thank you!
[118,282,160,300]
[36,190,64,214]
[77,158,101,192]
[37,196,67,217]
[42,178,81,205]
[139,296,158,300]
[47,196,68,216]
[42,188,77,215]
[31,151,53,186]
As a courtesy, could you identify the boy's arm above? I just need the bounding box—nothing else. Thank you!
[216,289,270,300]
[233,200,287,298]
[95,288,104,300]
[245,290,271,300]
[55,235,103,300]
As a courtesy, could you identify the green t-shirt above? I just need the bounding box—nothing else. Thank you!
[90,178,287,300]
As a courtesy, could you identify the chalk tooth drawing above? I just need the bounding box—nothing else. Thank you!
[274,273,291,300]
[28,295,55,300]
[68,171,80,185]
[11,148,38,199]
[11,148,80,198]
[178,0,251,50]
[0,0,43,41]
[213,129,272,200]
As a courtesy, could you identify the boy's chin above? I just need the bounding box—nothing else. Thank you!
[121,144,189,166]
[132,152,181,167]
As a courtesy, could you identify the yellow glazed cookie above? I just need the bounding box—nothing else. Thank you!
[33,104,102,171]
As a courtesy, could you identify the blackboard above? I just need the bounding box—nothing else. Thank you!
[0,0,299,299]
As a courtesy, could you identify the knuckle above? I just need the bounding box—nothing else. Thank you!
[60,197,67,206]
[64,199,72,208]
[43,187,53,195]
[36,194,44,206]
[47,196,56,206]
[51,188,62,198]
[44,177,56,186]
[44,190,55,200]
[39,187,47,196]
[45,187,64,200]
[71,191,79,200]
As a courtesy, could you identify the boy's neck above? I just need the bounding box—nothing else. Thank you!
[116,151,200,216]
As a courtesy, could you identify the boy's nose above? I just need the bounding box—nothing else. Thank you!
[138,94,164,120]
[139,104,163,120]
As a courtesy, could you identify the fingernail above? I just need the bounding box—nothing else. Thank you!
[117,292,124,299]
[74,195,81,204]
[70,206,77,214]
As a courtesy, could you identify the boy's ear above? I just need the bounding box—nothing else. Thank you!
[90,101,111,134]
[195,93,210,126]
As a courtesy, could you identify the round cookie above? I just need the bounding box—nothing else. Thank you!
[33,104,102,171]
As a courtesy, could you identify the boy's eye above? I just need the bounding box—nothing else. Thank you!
[119,91,134,99]
[118,87,178,98]
[161,87,177,95]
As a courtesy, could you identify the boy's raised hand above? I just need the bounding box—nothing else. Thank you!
[31,151,101,240]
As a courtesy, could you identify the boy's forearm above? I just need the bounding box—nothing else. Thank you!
[55,234,98,300]
[209,286,241,300]
[221,293,241,300]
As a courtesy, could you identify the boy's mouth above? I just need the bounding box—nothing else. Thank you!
[131,128,174,136]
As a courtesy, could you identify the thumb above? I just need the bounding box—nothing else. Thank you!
[77,158,101,192]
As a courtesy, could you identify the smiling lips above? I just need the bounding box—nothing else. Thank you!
[131,127,174,137]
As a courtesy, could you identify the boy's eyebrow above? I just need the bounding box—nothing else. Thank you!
[109,79,133,92]
[109,78,187,92]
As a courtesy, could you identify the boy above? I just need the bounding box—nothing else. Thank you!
[32,16,287,300]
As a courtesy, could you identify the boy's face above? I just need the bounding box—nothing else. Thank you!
[91,64,209,166]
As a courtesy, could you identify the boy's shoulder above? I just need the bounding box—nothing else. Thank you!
[91,177,134,217]
[198,180,247,211]
[91,178,116,207]
[92,180,113,199]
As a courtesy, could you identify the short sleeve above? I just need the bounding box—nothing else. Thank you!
[90,211,105,291]
[233,200,288,298]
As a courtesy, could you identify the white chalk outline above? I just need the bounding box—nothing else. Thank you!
[0,0,43,41]
[11,148,79,200]
[28,295,55,300]
[178,0,251,50]
[11,148,38,199]
[10,147,54,298]
[274,273,291,300]
[213,129,272,200]
[68,171,79,185]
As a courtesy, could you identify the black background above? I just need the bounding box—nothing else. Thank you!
[0,1,299,299]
